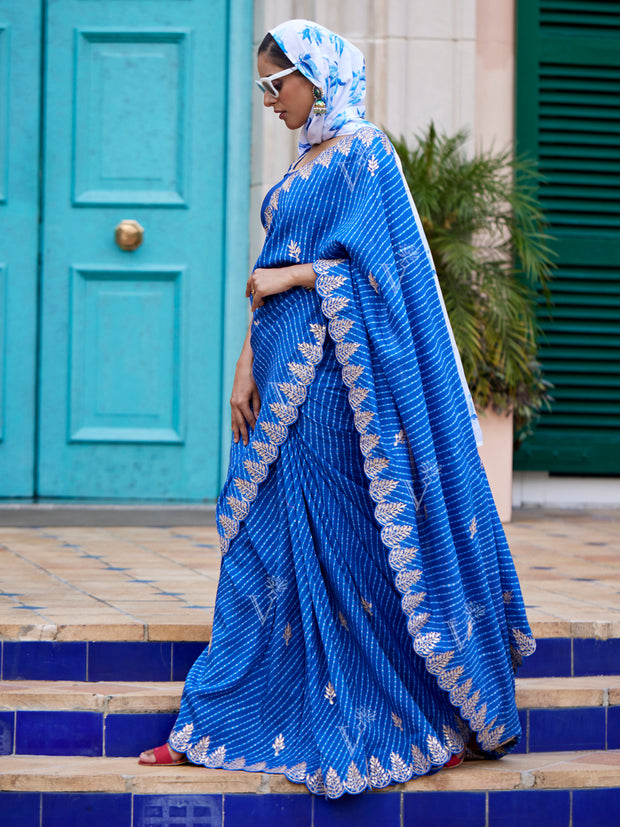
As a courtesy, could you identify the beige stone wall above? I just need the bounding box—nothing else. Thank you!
[250,0,515,259]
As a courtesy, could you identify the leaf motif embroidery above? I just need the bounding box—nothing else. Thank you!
[287,240,301,262]
[324,682,336,705]
[329,317,354,341]
[443,725,465,753]
[318,274,347,295]
[298,341,323,364]
[367,155,379,176]
[358,127,375,147]
[322,296,349,316]
[512,627,536,656]
[252,440,279,464]
[427,735,449,765]
[338,611,349,631]
[354,409,374,432]
[243,459,269,483]
[260,421,287,445]
[503,590,513,604]
[364,455,389,478]
[437,665,464,690]
[342,363,364,386]
[278,382,306,406]
[394,429,406,445]
[375,501,406,525]
[411,744,431,774]
[360,433,380,457]
[470,516,477,538]
[345,762,366,794]
[389,751,411,783]
[272,733,285,756]
[283,623,292,646]
[426,650,455,674]
[391,712,404,732]
[288,361,315,385]
[169,722,194,752]
[368,755,390,786]
[309,323,326,344]
[325,767,344,798]
[415,631,442,655]
[226,496,250,521]
[369,477,399,502]
[335,341,360,363]
[381,523,413,546]
[407,611,430,635]
[218,515,238,539]
[401,590,426,614]
[361,596,373,616]
[395,568,422,593]
[388,545,418,569]
[269,402,298,425]
[368,272,379,293]
[349,387,369,409]
[204,745,226,767]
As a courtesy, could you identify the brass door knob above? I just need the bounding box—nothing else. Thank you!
[115,219,144,251]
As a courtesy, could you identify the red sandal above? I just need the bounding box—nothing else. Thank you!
[138,743,188,766]
[444,749,465,769]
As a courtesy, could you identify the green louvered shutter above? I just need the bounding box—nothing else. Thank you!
[515,0,620,475]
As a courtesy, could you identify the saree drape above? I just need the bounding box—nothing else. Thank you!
[169,126,535,798]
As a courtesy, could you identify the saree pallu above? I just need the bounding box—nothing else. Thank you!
[169,127,535,798]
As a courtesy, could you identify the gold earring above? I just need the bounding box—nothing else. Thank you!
[313,86,327,116]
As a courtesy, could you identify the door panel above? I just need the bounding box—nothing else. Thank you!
[0,4,41,495]
[38,0,227,499]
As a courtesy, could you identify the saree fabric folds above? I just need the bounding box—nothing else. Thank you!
[168,127,535,797]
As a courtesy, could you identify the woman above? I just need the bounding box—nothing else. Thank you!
[139,19,535,798]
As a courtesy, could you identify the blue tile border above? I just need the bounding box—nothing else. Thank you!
[0,641,210,682]
[518,638,572,678]
[224,793,312,827]
[133,794,222,827]
[314,791,400,827]
[0,710,15,755]
[16,711,103,757]
[41,792,131,827]
[0,792,41,827]
[573,788,620,827]
[573,639,620,677]
[488,789,570,827]
[529,707,606,753]
[105,713,178,757]
[403,791,486,825]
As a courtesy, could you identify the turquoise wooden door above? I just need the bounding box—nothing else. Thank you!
[38,0,229,499]
[0,3,41,495]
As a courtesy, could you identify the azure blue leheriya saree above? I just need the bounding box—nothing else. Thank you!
[168,123,535,797]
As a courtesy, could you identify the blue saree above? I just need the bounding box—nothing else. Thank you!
[168,126,535,797]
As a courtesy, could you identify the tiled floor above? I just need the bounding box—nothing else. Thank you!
[0,509,618,642]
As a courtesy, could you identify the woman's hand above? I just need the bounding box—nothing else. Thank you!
[231,326,261,446]
[246,264,317,311]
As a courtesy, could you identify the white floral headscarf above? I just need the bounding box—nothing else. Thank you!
[269,19,370,152]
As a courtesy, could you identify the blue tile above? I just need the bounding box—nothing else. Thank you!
[573,789,620,827]
[88,642,172,681]
[105,713,178,757]
[16,711,103,757]
[224,794,311,827]
[517,638,571,678]
[42,793,131,827]
[511,709,528,754]
[488,790,570,826]
[2,641,87,681]
[172,642,207,681]
[314,791,400,827]
[0,711,15,755]
[403,791,485,825]
[608,705,620,749]
[529,707,606,752]
[0,792,40,826]
[574,638,620,677]
[133,794,222,827]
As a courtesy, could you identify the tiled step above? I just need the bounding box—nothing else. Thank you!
[2,634,619,682]
[0,751,619,827]
[1,677,619,758]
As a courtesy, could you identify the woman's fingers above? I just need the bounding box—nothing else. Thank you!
[252,387,261,419]
[231,402,257,446]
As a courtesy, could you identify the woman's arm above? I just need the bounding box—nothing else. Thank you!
[246,263,316,311]
[230,321,261,445]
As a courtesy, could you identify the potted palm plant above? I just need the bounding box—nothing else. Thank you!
[391,123,554,521]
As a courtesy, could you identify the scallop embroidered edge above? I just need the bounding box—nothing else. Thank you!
[216,320,326,558]
[314,251,536,761]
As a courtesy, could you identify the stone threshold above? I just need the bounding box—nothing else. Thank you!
[0,503,216,527]
[1,676,619,714]
[0,751,619,794]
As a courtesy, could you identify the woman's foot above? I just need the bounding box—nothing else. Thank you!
[443,749,465,769]
[138,743,187,766]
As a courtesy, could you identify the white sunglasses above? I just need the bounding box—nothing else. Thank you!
[255,66,297,97]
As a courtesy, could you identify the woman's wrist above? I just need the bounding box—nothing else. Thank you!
[288,263,316,290]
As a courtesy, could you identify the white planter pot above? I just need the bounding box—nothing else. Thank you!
[477,408,513,523]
